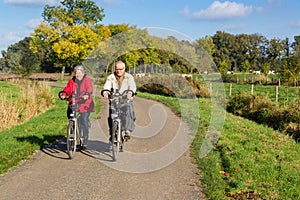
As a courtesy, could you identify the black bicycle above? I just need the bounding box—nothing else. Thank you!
[101,89,135,161]
[58,90,88,159]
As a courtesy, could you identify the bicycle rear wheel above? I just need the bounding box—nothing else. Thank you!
[111,120,120,161]
[67,121,77,159]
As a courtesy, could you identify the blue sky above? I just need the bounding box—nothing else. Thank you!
[0,0,300,52]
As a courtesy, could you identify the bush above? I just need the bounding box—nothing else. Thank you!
[136,74,210,98]
[227,92,300,141]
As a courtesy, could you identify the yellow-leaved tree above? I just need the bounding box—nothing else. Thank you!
[30,0,104,79]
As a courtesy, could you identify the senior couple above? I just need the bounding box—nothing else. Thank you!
[61,61,136,145]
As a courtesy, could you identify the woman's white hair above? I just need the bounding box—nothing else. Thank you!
[74,65,85,73]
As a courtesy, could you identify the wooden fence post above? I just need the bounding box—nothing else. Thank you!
[275,86,278,104]
[251,84,254,95]
[229,83,232,97]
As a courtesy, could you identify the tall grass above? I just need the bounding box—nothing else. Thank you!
[0,80,54,131]
[0,83,101,175]
[0,86,66,174]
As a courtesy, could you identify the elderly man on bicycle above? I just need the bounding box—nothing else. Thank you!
[103,61,137,142]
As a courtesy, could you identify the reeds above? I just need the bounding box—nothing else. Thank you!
[0,80,55,132]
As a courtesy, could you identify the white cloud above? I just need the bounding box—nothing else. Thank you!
[181,1,253,20]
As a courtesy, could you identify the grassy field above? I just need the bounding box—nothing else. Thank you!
[0,81,299,199]
[138,92,300,200]
[193,73,299,106]
[223,82,299,106]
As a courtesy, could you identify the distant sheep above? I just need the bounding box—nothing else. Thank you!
[181,74,192,78]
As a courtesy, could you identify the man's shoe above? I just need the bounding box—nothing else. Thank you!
[124,131,130,140]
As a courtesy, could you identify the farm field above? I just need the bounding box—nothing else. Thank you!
[193,73,299,106]
[223,83,299,106]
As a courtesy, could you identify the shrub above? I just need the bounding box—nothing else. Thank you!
[136,74,210,98]
[226,91,300,141]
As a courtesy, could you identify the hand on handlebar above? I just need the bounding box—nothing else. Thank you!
[125,92,133,99]
[103,93,109,99]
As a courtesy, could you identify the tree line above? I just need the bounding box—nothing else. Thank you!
[0,0,299,83]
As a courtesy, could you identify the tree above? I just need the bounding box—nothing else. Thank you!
[241,60,250,81]
[195,36,216,72]
[196,36,215,56]
[212,31,235,71]
[267,38,285,71]
[219,60,229,75]
[30,0,105,79]
[2,37,39,77]
[42,0,104,27]
[282,35,300,86]
[248,34,267,70]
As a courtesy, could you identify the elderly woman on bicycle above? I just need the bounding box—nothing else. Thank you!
[102,61,136,141]
[60,65,94,145]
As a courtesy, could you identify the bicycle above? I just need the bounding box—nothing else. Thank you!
[58,90,87,159]
[101,89,135,161]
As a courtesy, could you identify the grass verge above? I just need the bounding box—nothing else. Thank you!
[138,92,300,200]
[0,87,66,174]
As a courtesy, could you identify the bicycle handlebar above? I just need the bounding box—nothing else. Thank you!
[58,90,90,103]
[101,89,136,98]
[58,91,71,100]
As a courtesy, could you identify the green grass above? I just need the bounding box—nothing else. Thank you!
[0,81,21,101]
[224,83,299,106]
[138,92,300,200]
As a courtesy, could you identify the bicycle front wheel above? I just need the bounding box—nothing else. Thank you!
[111,120,120,161]
[67,121,77,159]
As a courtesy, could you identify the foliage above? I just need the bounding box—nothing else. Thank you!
[42,0,105,26]
[136,74,210,98]
[86,28,205,75]
[226,91,300,140]
[1,37,40,77]
[30,0,104,75]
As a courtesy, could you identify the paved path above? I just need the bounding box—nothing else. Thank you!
[0,91,203,200]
